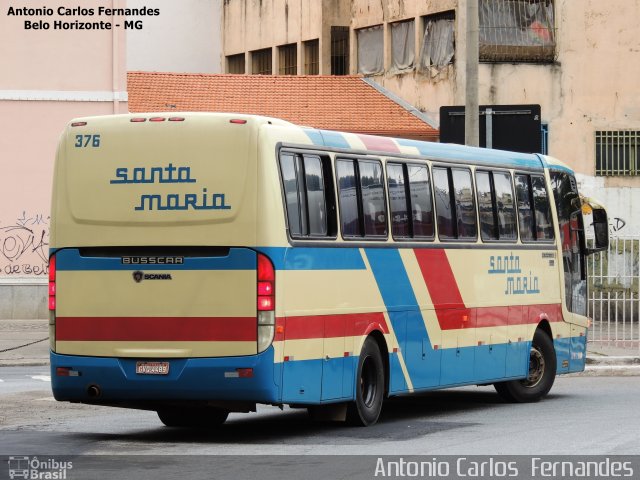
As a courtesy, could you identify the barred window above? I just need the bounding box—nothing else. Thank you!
[479,0,555,63]
[331,26,349,75]
[251,48,272,75]
[278,43,297,75]
[304,39,319,75]
[595,131,639,176]
[226,54,245,74]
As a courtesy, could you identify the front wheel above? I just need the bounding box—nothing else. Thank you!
[157,407,229,428]
[494,329,557,403]
[347,336,385,426]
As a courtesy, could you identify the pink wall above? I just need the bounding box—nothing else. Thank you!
[0,0,127,280]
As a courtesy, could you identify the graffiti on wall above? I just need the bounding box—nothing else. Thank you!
[0,211,50,276]
[610,217,627,233]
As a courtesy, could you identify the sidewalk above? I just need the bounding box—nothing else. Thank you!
[1,319,639,374]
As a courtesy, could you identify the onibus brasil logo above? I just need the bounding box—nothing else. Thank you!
[7,456,73,479]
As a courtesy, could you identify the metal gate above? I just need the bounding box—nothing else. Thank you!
[587,235,640,350]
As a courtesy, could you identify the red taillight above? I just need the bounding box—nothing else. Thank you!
[230,119,247,124]
[257,254,275,312]
[48,255,56,311]
[237,368,253,378]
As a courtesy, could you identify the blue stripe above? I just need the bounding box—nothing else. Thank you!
[303,128,351,149]
[55,248,256,271]
[364,248,441,389]
[396,138,544,170]
[256,247,366,271]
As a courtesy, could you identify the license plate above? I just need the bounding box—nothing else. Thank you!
[136,361,170,375]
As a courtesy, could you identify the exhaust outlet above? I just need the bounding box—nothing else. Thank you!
[87,385,102,398]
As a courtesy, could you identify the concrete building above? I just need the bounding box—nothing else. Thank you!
[222,0,640,235]
[127,0,223,73]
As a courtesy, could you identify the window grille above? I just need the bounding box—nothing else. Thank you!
[479,0,555,62]
[304,39,319,75]
[278,43,297,75]
[596,131,639,176]
[251,48,272,75]
[226,54,245,74]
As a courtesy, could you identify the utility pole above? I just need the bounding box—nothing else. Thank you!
[465,0,479,147]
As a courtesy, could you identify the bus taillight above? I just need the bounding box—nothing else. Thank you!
[48,255,56,311]
[257,253,275,353]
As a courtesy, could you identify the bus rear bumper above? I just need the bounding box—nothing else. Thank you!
[50,348,280,405]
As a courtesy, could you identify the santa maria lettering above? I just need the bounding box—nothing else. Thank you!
[487,254,541,295]
[109,164,231,211]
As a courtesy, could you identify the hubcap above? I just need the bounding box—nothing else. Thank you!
[522,345,545,388]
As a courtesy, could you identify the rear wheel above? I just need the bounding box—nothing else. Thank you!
[347,336,385,426]
[494,329,557,403]
[157,407,229,428]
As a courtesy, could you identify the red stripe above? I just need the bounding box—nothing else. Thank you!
[56,316,256,342]
[414,249,466,309]
[282,312,389,340]
[356,134,401,153]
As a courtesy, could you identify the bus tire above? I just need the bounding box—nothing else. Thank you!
[157,407,229,428]
[494,329,557,403]
[347,336,385,426]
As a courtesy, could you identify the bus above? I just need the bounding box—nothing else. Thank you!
[49,112,609,427]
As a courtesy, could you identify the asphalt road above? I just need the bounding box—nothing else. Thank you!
[1,366,639,458]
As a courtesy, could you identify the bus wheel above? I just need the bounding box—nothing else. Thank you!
[347,336,384,426]
[494,329,557,403]
[157,407,229,428]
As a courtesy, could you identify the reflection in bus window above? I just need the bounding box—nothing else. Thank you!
[280,153,302,236]
[304,156,328,236]
[387,163,409,237]
[359,160,387,237]
[515,174,535,241]
[476,171,495,240]
[493,172,517,240]
[531,175,553,241]
[337,160,360,237]
[452,168,477,240]
[408,165,434,238]
[433,167,454,239]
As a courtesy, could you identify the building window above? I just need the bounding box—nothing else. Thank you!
[596,131,639,176]
[226,54,245,74]
[331,26,349,75]
[419,11,455,70]
[278,43,297,75]
[251,48,272,75]
[356,25,383,75]
[479,0,555,62]
[304,39,319,74]
[390,20,415,71]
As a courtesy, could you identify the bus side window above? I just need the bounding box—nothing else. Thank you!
[279,152,334,239]
[433,167,455,239]
[452,168,477,241]
[531,175,554,241]
[515,174,535,241]
[359,160,387,237]
[475,170,496,240]
[387,163,410,238]
[336,159,362,237]
[408,164,434,238]
[493,172,517,240]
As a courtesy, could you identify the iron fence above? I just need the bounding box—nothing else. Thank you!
[587,235,640,350]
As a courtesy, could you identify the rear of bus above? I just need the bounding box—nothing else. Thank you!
[49,113,283,414]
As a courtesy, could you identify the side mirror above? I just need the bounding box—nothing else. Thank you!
[588,207,609,254]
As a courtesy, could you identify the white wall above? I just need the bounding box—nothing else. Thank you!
[127,0,222,73]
